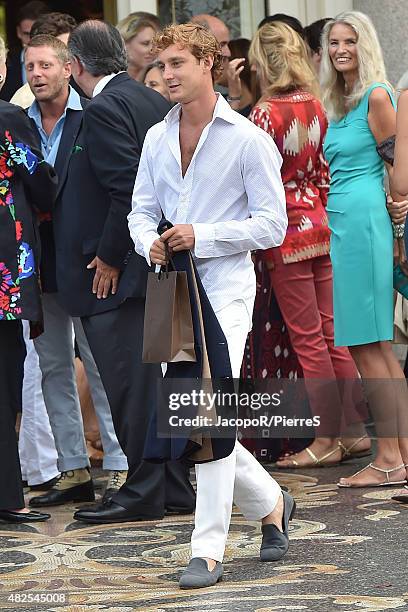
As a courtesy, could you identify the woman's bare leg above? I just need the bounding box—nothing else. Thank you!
[338,342,405,487]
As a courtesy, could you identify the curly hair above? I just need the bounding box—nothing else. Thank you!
[153,23,223,80]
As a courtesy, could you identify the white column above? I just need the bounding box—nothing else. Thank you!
[321,0,352,17]
[266,0,306,22]
[240,0,266,38]
[354,0,408,86]
[116,0,158,22]
[266,0,352,24]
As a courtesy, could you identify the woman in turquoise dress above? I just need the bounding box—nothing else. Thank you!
[321,11,408,487]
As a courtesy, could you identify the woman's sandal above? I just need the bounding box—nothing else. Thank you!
[276,445,341,469]
[338,436,372,462]
[277,437,371,466]
[391,464,408,503]
[337,462,406,488]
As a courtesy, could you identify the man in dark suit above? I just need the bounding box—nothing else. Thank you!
[55,20,195,523]
[0,1,48,102]
[21,34,128,510]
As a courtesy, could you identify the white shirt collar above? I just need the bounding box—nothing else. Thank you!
[92,71,126,97]
[164,92,238,126]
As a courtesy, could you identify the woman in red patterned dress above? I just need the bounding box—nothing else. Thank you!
[248,21,369,467]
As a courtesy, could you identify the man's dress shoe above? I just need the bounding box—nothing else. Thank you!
[73,500,164,524]
[29,480,95,507]
[0,510,51,523]
[179,558,223,589]
[165,505,195,516]
[260,490,296,561]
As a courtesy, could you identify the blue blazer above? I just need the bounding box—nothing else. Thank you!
[31,99,88,293]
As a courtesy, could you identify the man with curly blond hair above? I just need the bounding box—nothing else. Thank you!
[129,23,293,589]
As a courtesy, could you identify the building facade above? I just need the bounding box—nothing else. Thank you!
[116,0,407,86]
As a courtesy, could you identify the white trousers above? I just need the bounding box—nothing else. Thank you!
[191,300,282,562]
[19,321,59,486]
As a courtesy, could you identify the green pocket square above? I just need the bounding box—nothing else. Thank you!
[71,145,83,154]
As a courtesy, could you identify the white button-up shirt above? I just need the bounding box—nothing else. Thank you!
[128,93,287,313]
[92,71,127,97]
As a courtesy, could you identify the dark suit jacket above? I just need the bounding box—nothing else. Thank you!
[143,222,236,465]
[0,50,23,102]
[54,73,171,317]
[0,101,57,322]
[31,97,89,293]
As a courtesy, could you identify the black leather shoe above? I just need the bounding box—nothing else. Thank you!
[0,510,51,523]
[165,505,195,515]
[73,500,164,524]
[260,490,296,562]
[29,477,59,492]
[29,479,95,507]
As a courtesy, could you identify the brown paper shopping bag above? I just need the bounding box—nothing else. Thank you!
[142,269,196,363]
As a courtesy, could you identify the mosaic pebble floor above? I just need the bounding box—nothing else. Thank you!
[0,458,407,612]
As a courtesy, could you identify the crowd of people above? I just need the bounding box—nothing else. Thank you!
[1,0,408,590]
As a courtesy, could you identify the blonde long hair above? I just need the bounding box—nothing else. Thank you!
[117,12,159,43]
[320,11,389,120]
[249,21,319,98]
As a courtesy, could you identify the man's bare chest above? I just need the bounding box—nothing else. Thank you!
[179,127,203,177]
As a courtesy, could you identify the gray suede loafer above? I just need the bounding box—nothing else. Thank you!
[179,558,223,589]
[260,490,296,562]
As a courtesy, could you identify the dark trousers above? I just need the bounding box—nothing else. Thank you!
[0,320,25,510]
[81,298,195,515]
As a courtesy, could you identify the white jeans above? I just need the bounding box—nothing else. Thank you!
[191,300,281,562]
[19,321,59,486]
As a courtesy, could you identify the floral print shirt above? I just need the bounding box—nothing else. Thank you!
[0,101,57,322]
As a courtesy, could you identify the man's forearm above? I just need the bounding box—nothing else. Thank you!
[193,215,287,259]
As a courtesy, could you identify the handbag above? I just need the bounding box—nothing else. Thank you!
[376,135,395,166]
[142,254,196,364]
[393,263,408,299]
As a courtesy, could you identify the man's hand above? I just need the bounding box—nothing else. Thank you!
[386,195,408,224]
[160,224,195,252]
[226,58,245,98]
[87,256,120,299]
[149,238,167,265]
